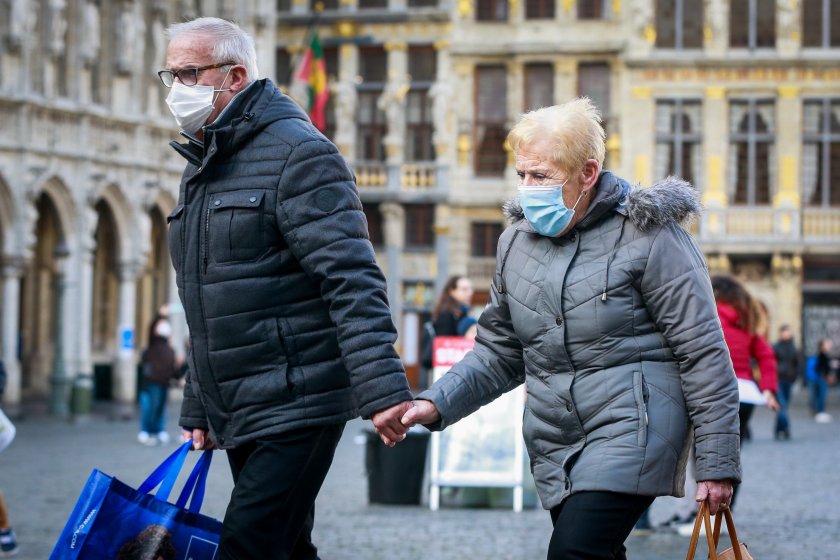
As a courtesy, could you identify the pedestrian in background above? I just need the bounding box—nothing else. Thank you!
[138,316,182,446]
[812,338,835,423]
[432,275,474,337]
[398,99,741,560]
[773,324,801,439]
[0,360,18,557]
[160,18,412,558]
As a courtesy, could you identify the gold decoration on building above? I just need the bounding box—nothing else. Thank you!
[606,133,621,168]
[707,254,731,275]
[335,21,358,38]
[503,139,514,167]
[704,87,726,100]
[384,41,408,52]
[457,133,472,167]
[630,86,652,99]
[509,0,520,16]
[778,85,800,99]
[703,24,713,43]
[633,155,649,185]
[562,0,575,15]
[287,44,304,55]
[612,0,621,16]
[339,0,354,5]
[643,24,656,45]
[774,155,801,207]
[703,155,728,206]
[458,0,473,18]
[642,66,840,82]
[434,40,451,50]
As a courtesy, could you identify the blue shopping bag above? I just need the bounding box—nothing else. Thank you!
[50,440,222,559]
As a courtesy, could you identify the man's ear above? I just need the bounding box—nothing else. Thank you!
[228,65,250,93]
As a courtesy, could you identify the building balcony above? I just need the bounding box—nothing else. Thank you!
[467,256,496,288]
[352,161,449,201]
[697,206,840,250]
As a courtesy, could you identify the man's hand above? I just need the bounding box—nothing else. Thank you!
[371,401,415,447]
[181,428,217,451]
[400,399,441,428]
[695,479,734,515]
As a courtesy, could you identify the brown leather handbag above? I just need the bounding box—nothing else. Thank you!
[685,501,753,560]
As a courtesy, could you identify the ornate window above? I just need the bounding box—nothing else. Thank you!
[730,0,776,49]
[406,46,436,162]
[655,100,703,187]
[578,0,609,19]
[474,65,508,176]
[476,0,508,21]
[655,0,703,49]
[802,0,840,48]
[524,63,554,112]
[803,99,840,206]
[405,204,436,248]
[526,0,555,19]
[471,223,504,257]
[729,99,776,205]
[356,47,387,162]
[577,62,611,132]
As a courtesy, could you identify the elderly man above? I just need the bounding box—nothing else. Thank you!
[159,17,413,559]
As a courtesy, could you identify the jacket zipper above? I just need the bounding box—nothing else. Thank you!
[203,203,210,274]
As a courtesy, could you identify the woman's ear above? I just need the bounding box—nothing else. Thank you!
[581,159,601,189]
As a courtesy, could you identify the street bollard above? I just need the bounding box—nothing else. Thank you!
[70,373,94,419]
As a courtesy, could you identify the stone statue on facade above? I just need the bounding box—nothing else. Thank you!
[150,16,166,74]
[47,0,68,56]
[79,0,101,66]
[6,0,38,51]
[332,80,357,149]
[377,81,408,153]
[116,4,145,75]
[429,80,453,145]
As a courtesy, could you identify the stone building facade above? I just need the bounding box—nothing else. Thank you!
[2,0,839,406]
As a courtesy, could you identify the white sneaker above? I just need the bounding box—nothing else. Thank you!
[137,431,151,444]
[815,412,833,423]
[157,431,171,444]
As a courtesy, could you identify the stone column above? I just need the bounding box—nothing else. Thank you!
[504,60,523,184]
[382,42,409,166]
[626,85,655,185]
[704,0,729,57]
[701,86,729,241]
[65,211,96,416]
[771,255,803,337]
[433,205,451,296]
[452,61,474,182]
[432,40,453,164]
[113,261,142,404]
[380,202,405,330]
[773,86,802,240]
[1,261,25,406]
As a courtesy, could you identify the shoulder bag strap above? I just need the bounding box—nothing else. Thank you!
[712,506,745,560]
[685,501,720,560]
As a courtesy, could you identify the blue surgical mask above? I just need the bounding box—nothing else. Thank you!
[518,182,586,237]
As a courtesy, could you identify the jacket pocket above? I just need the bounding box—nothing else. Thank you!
[632,370,649,446]
[207,190,266,264]
[166,205,185,273]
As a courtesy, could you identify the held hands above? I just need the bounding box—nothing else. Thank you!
[180,428,217,451]
[370,399,441,447]
[695,479,734,516]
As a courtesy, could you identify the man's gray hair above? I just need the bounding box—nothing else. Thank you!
[167,17,259,82]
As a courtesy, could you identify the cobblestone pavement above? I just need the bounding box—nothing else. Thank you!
[1,385,838,559]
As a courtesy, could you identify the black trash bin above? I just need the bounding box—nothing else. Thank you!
[365,427,430,505]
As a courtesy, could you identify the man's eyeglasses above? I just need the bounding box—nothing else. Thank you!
[157,62,235,88]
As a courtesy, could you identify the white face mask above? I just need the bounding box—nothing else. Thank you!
[154,320,173,338]
[165,69,232,134]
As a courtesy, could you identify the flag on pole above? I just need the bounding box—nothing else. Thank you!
[291,32,329,131]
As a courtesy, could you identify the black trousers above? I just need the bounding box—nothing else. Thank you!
[219,423,345,560]
[548,491,654,560]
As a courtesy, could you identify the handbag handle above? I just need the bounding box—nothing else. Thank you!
[137,440,194,502]
[175,449,214,513]
[684,501,744,560]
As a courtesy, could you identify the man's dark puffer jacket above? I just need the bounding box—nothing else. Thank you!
[169,79,412,449]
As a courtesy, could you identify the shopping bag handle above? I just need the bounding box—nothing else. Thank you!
[137,440,193,502]
[684,501,744,560]
[175,449,213,513]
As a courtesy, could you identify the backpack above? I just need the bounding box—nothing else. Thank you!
[420,321,436,369]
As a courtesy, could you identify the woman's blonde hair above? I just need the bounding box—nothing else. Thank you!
[507,98,606,175]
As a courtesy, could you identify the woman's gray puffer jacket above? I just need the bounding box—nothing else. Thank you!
[418,171,741,510]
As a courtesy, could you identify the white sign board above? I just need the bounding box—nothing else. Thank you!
[429,336,526,512]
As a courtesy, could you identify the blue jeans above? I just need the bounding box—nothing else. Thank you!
[775,381,793,435]
[809,377,829,414]
[140,384,168,434]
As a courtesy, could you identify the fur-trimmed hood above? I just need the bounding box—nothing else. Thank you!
[502,172,702,233]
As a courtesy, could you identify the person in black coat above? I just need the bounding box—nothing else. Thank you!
[772,324,801,439]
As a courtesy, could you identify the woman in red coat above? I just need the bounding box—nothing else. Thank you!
[712,275,779,443]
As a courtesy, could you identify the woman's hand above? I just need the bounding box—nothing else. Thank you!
[695,479,733,516]
[400,399,441,427]
[763,390,780,412]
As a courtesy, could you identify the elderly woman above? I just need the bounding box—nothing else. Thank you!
[401,98,741,559]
